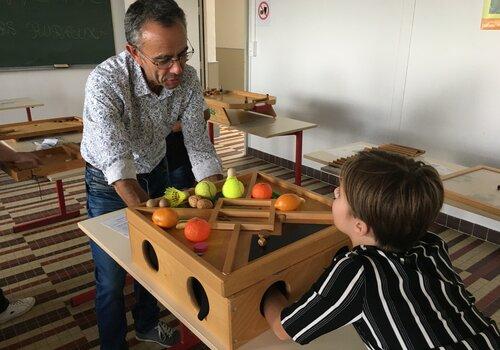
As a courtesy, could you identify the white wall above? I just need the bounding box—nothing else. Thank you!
[0,0,126,123]
[248,0,500,168]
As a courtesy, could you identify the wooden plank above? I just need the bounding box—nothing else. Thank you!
[222,224,241,275]
[245,172,258,198]
[0,116,83,140]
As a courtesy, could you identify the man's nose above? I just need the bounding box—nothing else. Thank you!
[169,60,183,74]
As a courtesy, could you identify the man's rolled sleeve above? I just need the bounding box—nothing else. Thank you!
[81,70,137,184]
[104,158,137,185]
[191,157,223,182]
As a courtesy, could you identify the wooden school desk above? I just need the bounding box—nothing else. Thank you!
[0,133,83,232]
[78,210,366,350]
[304,141,466,177]
[208,110,317,186]
[0,97,44,122]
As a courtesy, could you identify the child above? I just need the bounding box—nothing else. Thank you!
[263,150,499,349]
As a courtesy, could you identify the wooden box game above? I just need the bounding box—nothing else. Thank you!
[0,144,84,182]
[204,90,277,125]
[126,172,349,349]
[0,116,83,141]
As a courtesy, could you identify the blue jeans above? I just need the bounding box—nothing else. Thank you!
[169,164,196,189]
[85,158,170,350]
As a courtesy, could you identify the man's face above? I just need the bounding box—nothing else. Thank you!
[130,21,188,90]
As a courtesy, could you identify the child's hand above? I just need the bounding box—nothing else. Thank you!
[262,286,291,341]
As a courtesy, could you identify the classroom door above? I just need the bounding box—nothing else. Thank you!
[203,0,248,90]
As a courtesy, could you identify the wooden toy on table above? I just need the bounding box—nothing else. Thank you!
[328,143,425,168]
[0,116,83,141]
[126,171,349,349]
[0,143,84,182]
[203,89,277,125]
[442,165,500,218]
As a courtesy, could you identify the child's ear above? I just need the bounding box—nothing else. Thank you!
[354,219,371,237]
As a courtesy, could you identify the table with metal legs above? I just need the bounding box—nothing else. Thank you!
[208,110,315,186]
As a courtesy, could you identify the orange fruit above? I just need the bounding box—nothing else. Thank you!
[152,208,178,228]
[251,182,273,199]
[184,217,211,243]
[274,193,305,211]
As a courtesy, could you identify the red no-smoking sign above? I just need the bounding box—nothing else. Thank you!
[258,1,270,21]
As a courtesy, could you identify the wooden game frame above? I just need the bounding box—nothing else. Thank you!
[0,144,84,181]
[0,116,83,141]
[442,165,500,217]
[126,171,349,349]
[204,90,277,125]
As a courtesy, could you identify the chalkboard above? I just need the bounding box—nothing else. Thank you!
[0,0,115,69]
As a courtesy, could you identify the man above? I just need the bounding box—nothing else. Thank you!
[0,144,39,325]
[80,0,222,348]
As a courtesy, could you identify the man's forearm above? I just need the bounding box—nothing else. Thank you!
[113,179,149,207]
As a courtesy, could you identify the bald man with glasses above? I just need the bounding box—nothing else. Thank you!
[80,0,222,348]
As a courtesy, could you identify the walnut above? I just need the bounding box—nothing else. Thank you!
[196,198,214,209]
[188,195,201,208]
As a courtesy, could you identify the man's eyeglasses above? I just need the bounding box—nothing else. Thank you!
[135,40,195,69]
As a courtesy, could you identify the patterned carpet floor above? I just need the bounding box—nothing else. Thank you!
[0,127,498,349]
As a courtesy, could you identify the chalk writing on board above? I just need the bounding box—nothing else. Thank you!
[0,0,105,6]
[0,20,16,36]
[25,22,107,40]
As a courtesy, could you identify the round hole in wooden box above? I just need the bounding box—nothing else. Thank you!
[142,240,159,272]
[187,277,210,321]
[260,280,290,316]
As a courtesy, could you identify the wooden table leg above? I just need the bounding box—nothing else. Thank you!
[13,179,80,233]
[294,131,303,186]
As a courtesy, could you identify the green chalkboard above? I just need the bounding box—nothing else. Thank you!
[0,0,115,69]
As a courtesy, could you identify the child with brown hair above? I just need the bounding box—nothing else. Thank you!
[263,150,499,349]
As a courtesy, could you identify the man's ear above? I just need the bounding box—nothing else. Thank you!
[126,44,141,64]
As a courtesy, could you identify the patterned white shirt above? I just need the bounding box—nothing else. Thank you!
[80,51,222,185]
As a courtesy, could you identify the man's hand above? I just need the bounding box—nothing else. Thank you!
[113,179,149,207]
[12,152,42,169]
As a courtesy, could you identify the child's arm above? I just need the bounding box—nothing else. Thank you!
[263,288,291,340]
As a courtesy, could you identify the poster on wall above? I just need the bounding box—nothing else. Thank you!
[481,0,500,29]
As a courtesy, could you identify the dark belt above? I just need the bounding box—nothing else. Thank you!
[85,162,98,170]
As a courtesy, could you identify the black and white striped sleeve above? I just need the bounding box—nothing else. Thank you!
[280,253,365,345]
